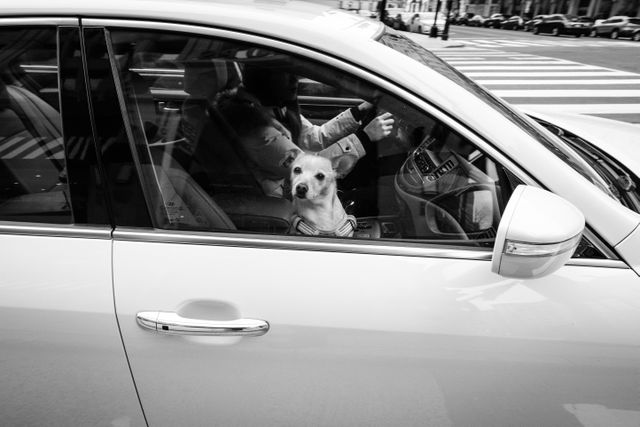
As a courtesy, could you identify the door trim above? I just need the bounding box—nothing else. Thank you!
[0,222,112,239]
[113,227,629,268]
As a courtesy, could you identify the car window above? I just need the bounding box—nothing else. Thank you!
[0,27,72,223]
[107,29,518,248]
[629,18,640,25]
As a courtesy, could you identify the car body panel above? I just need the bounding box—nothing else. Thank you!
[114,234,640,426]
[0,228,146,426]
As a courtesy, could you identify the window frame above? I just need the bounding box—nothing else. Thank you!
[88,18,619,263]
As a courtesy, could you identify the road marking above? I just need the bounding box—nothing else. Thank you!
[433,46,640,122]
[447,60,570,65]
[477,79,640,85]
[453,38,640,48]
[457,65,602,71]
[494,89,640,97]
[515,104,640,114]
[467,71,637,77]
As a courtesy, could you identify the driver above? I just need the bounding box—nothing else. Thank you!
[218,64,394,197]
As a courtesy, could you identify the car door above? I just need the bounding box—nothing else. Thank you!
[0,20,145,426]
[96,22,640,427]
[599,18,615,35]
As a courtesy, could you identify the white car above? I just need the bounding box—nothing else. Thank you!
[2,1,640,426]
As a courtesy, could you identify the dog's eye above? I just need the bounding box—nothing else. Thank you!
[293,167,302,174]
[315,173,325,181]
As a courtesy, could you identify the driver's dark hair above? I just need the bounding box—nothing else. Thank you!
[242,64,288,107]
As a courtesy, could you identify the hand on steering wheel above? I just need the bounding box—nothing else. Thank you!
[364,112,394,142]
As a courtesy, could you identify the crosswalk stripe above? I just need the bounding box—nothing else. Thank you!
[478,79,640,85]
[434,46,640,122]
[494,89,640,97]
[467,71,637,77]
[452,39,640,48]
[515,104,640,114]
[447,60,569,65]
[457,65,602,71]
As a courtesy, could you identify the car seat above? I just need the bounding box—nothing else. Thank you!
[181,59,261,194]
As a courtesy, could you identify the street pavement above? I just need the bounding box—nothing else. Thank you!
[407,30,640,124]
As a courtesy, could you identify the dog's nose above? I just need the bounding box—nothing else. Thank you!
[295,184,308,198]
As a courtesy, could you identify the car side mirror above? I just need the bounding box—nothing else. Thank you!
[492,185,585,279]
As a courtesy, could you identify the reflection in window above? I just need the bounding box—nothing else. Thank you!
[0,27,70,223]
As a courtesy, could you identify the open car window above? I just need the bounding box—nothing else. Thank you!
[107,28,523,248]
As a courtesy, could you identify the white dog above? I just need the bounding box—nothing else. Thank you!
[289,153,358,237]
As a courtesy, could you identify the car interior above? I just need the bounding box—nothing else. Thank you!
[109,30,514,246]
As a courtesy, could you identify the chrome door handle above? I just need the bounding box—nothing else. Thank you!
[136,311,270,337]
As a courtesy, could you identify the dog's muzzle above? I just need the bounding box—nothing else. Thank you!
[295,184,308,199]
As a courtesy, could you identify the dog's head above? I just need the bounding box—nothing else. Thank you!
[289,153,357,201]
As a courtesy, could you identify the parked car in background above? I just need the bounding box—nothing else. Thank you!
[454,12,475,25]
[4,1,640,426]
[590,16,640,39]
[575,15,595,29]
[625,22,640,41]
[524,14,547,31]
[468,14,486,26]
[533,14,590,36]
[483,13,506,28]
[500,15,524,30]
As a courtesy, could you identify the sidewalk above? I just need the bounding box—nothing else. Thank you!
[404,32,465,49]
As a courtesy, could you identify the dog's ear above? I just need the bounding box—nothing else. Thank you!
[331,154,358,179]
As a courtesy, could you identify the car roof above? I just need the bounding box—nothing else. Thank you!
[1,0,384,46]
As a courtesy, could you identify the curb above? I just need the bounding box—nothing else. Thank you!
[404,32,465,49]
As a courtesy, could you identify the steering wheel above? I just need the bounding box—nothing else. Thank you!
[423,183,500,241]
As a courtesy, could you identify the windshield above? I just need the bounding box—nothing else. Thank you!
[376,29,614,198]
[535,119,640,212]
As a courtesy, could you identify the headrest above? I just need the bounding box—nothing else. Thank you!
[183,59,240,100]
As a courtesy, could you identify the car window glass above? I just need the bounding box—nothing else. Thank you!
[107,29,525,248]
[0,27,71,223]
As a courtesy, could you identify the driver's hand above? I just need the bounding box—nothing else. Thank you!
[363,112,394,141]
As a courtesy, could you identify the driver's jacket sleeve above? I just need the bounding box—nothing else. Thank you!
[242,105,366,197]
